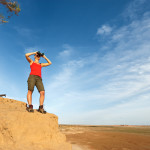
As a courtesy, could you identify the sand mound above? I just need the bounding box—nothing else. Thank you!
[0,98,72,150]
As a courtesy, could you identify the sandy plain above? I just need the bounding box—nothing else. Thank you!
[59,125,150,150]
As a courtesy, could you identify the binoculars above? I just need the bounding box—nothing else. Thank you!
[37,51,44,57]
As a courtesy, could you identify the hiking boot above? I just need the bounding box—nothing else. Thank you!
[37,105,46,114]
[26,104,34,112]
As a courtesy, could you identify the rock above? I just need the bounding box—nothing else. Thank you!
[0,98,72,150]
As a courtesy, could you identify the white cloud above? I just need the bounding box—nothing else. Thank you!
[97,25,112,35]
[58,44,73,59]
[59,50,70,57]
[123,0,148,20]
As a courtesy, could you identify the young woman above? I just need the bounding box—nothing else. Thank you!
[25,51,52,113]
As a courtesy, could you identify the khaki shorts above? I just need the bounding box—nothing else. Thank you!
[27,75,45,92]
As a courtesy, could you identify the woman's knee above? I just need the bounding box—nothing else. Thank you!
[40,91,45,95]
[28,90,33,95]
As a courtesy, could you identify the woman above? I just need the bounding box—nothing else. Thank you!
[25,51,52,113]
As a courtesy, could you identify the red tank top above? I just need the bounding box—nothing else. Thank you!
[30,62,42,78]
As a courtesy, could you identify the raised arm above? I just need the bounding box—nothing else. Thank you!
[41,55,52,67]
[25,52,37,64]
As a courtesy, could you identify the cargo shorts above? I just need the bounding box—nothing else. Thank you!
[27,75,45,92]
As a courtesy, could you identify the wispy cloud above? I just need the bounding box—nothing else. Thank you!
[14,26,32,37]
[122,0,149,20]
[14,26,39,41]
[58,44,73,60]
[44,0,150,125]
[45,38,150,125]
[97,25,112,35]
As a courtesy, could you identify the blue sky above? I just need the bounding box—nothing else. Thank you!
[0,0,150,125]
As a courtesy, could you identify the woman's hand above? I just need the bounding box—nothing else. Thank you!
[42,54,46,58]
[41,55,52,67]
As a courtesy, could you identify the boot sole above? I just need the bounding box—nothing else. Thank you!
[36,109,46,114]
[26,108,34,113]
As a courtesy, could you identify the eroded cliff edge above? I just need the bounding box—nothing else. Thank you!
[0,97,72,150]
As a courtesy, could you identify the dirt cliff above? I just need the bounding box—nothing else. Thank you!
[0,97,72,150]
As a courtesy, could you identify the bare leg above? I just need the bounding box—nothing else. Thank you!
[27,90,33,105]
[39,91,45,106]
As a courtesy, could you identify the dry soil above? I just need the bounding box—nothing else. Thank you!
[59,125,150,150]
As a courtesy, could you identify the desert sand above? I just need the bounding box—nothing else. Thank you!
[0,97,72,150]
[59,125,150,150]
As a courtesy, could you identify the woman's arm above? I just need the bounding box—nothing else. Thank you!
[41,55,52,67]
[25,52,37,64]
